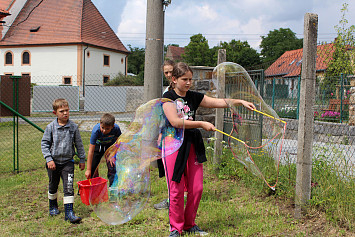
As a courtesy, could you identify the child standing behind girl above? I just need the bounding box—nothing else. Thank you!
[162,62,256,237]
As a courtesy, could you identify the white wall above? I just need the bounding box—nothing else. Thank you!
[0,45,78,85]
[0,44,127,86]
[84,46,126,85]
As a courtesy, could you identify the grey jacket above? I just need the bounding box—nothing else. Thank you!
[41,119,86,164]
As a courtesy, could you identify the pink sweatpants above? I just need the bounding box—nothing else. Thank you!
[162,144,203,233]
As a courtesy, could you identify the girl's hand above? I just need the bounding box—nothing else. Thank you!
[241,100,256,111]
[201,121,215,131]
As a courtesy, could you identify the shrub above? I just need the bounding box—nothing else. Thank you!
[104,73,143,86]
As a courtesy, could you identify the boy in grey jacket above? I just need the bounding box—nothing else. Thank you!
[41,98,86,223]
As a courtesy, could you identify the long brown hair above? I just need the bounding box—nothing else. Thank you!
[169,62,193,91]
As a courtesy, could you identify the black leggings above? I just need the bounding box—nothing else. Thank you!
[47,160,74,197]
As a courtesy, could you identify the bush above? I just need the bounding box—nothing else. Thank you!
[104,73,143,86]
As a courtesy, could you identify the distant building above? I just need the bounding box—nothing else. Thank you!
[265,43,335,80]
[264,43,336,99]
[166,45,185,62]
[0,0,130,87]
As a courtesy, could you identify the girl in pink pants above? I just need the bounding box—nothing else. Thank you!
[163,144,203,233]
[162,62,256,237]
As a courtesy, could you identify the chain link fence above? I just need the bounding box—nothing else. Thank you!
[1,66,354,178]
[0,74,141,174]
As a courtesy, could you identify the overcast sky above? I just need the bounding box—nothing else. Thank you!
[92,0,355,51]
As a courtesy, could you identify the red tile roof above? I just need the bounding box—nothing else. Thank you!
[166,45,185,61]
[0,0,129,54]
[0,0,13,11]
[265,43,335,78]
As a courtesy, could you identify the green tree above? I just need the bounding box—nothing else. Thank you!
[127,44,145,83]
[127,44,145,75]
[182,34,212,66]
[211,39,261,68]
[325,3,355,78]
[260,28,303,63]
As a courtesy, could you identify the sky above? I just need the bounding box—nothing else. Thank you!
[91,0,355,51]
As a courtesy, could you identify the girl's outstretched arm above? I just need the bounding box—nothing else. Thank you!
[200,95,256,110]
[163,102,215,131]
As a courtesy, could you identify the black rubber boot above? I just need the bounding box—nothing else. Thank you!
[49,199,60,216]
[64,203,82,223]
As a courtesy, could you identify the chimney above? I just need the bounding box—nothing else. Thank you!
[0,9,11,39]
[1,0,29,40]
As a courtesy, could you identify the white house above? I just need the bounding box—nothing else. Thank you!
[0,0,130,87]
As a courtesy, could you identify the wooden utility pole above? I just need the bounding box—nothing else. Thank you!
[213,49,226,166]
[295,13,318,218]
[144,0,165,101]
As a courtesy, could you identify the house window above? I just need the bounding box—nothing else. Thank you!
[22,51,31,65]
[22,73,30,77]
[4,73,14,76]
[5,51,13,65]
[104,54,110,66]
[103,75,110,84]
[121,58,124,64]
[63,77,72,85]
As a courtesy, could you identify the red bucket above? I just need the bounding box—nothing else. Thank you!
[77,177,109,206]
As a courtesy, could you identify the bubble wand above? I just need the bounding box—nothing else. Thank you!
[214,108,286,144]
[214,107,287,190]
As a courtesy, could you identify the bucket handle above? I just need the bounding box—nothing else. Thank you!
[77,179,92,196]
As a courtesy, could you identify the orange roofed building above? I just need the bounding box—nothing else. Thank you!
[263,43,335,98]
[265,43,335,80]
[0,0,129,87]
[166,45,185,62]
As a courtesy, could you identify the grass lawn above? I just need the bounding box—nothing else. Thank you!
[0,162,351,237]
[0,120,353,236]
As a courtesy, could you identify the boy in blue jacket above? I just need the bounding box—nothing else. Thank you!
[85,113,121,186]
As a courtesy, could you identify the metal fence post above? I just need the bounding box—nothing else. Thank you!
[272,77,275,109]
[11,75,21,173]
[340,73,344,123]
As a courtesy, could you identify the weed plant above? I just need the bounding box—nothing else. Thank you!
[311,145,355,230]
[205,139,354,231]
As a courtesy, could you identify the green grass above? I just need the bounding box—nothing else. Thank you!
[0,121,353,236]
[0,157,352,236]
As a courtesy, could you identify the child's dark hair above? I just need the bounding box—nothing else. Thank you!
[100,113,115,126]
[52,98,69,111]
[169,62,193,91]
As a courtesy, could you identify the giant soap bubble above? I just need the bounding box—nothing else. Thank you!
[213,62,287,190]
[88,98,184,225]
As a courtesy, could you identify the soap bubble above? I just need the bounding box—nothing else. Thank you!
[213,62,287,189]
[88,98,184,225]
